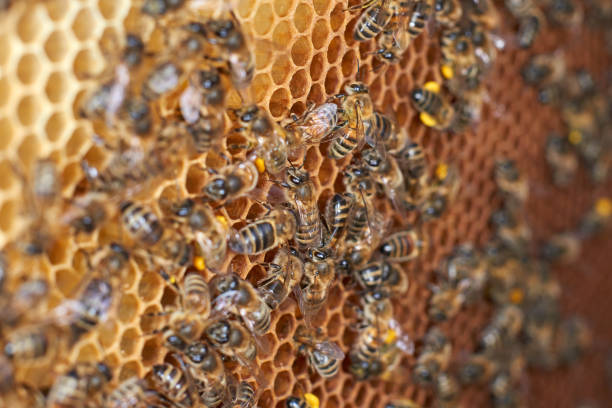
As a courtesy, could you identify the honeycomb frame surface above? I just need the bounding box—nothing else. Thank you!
[0,0,610,407]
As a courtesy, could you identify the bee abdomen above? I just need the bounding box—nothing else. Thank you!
[230,221,275,255]
[355,6,392,41]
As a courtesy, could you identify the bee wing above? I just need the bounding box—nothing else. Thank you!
[315,340,346,359]
[179,84,203,124]
[388,319,415,356]
[233,351,269,389]
[212,290,241,316]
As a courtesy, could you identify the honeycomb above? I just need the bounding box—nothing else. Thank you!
[0,0,610,407]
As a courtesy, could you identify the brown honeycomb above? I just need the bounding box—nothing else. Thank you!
[0,0,611,407]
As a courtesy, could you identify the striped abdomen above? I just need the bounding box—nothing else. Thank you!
[309,349,341,378]
[151,364,193,406]
[407,1,431,38]
[120,201,164,246]
[235,381,255,408]
[325,194,351,245]
[183,273,210,315]
[379,230,419,261]
[415,90,442,116]
[295,202,321,248]
[72,279,112,338]
[354,3,392,42]
[229,219,277,255]
[247,301,272,335]
[353,327,383,362]
[328,126,361,159]
[355,263,384,289]
[4,328,48,362]
[346,206,369,242]
[106,378,145,408]
[366,112,393,147]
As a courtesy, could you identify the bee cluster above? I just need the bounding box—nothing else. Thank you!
[521,53,612,188]
[0,0,610,407]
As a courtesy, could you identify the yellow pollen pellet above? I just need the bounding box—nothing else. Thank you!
[254,157,265,173]
[304,393,320,408]
[435,163,449,180]
[423,81,441,93]
[193,256,206,271]
[441,65,454,79]
[568,129,582,145]
[509,288,524,304]
[595,198,612,218]
[384,329,397,345]
[215,215,228,228]
[419,112,438,128]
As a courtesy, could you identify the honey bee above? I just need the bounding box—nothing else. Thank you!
[470,0,500,29]
[541,232,581,264]
[293,325,345,378]
[428,282,465,322]
[521,53,566,86]
[349,324,403,381]
[379,229,427,262]
[3,324,63,366]
[385,399,422,408]
[141,61,182,101]
[324,193,354,247]
[80,64,131,126]
[152,271,211,342]
[286,392,320,408]
[490,208,531,256]
[211,273,271,336]
[201,15,254,90]
[180,66,228,125]
[202,160,259,205]
[435,372,459,407]
[69,278,113,340]
[373,24,411,65]
[406,0,433,42]
[357,289,395,329]
[47,362,112,408]
[505,0,545,48]
[228,207,297,255]
[299,247,336,316]
[167,198,228,270]
[354,261,408,296]
[479,306,524,354]
[257,247,304,309]
[283,166,323,249]
[233,381,257,408]
[412,328,452,385]
[234,105,288,174]
[545,134,578,186]
[150,363,196,407]
[495,159,528,205]
[328,83,374,159]
[141,0,186,16]
[458,353,498,384]
[119,201,165,246]
[353,0,394,42]
[440,244,487,304]
[105,376,168,408]
[362,147,406,209]
[121,96,154,136]
[419,163,459,221]
[411,82,455,130]
[577,197,612,239]
[556,317,591,365]
[205,318,258,365]
[0,278,48,327]
[182,340,230,408]
[434,0,462,26]
[284,102,341,148]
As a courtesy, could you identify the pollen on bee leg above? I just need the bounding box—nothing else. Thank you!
[215,215,229,228]
[304,393,320,408]
[194,256,206,271]
[568,129,582,145]
[254,157,266,173]
[419,112,438,128]
[595,198,612,217]
[435,163,449,180]
[423,81,441,93]
[441,65,454,79]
